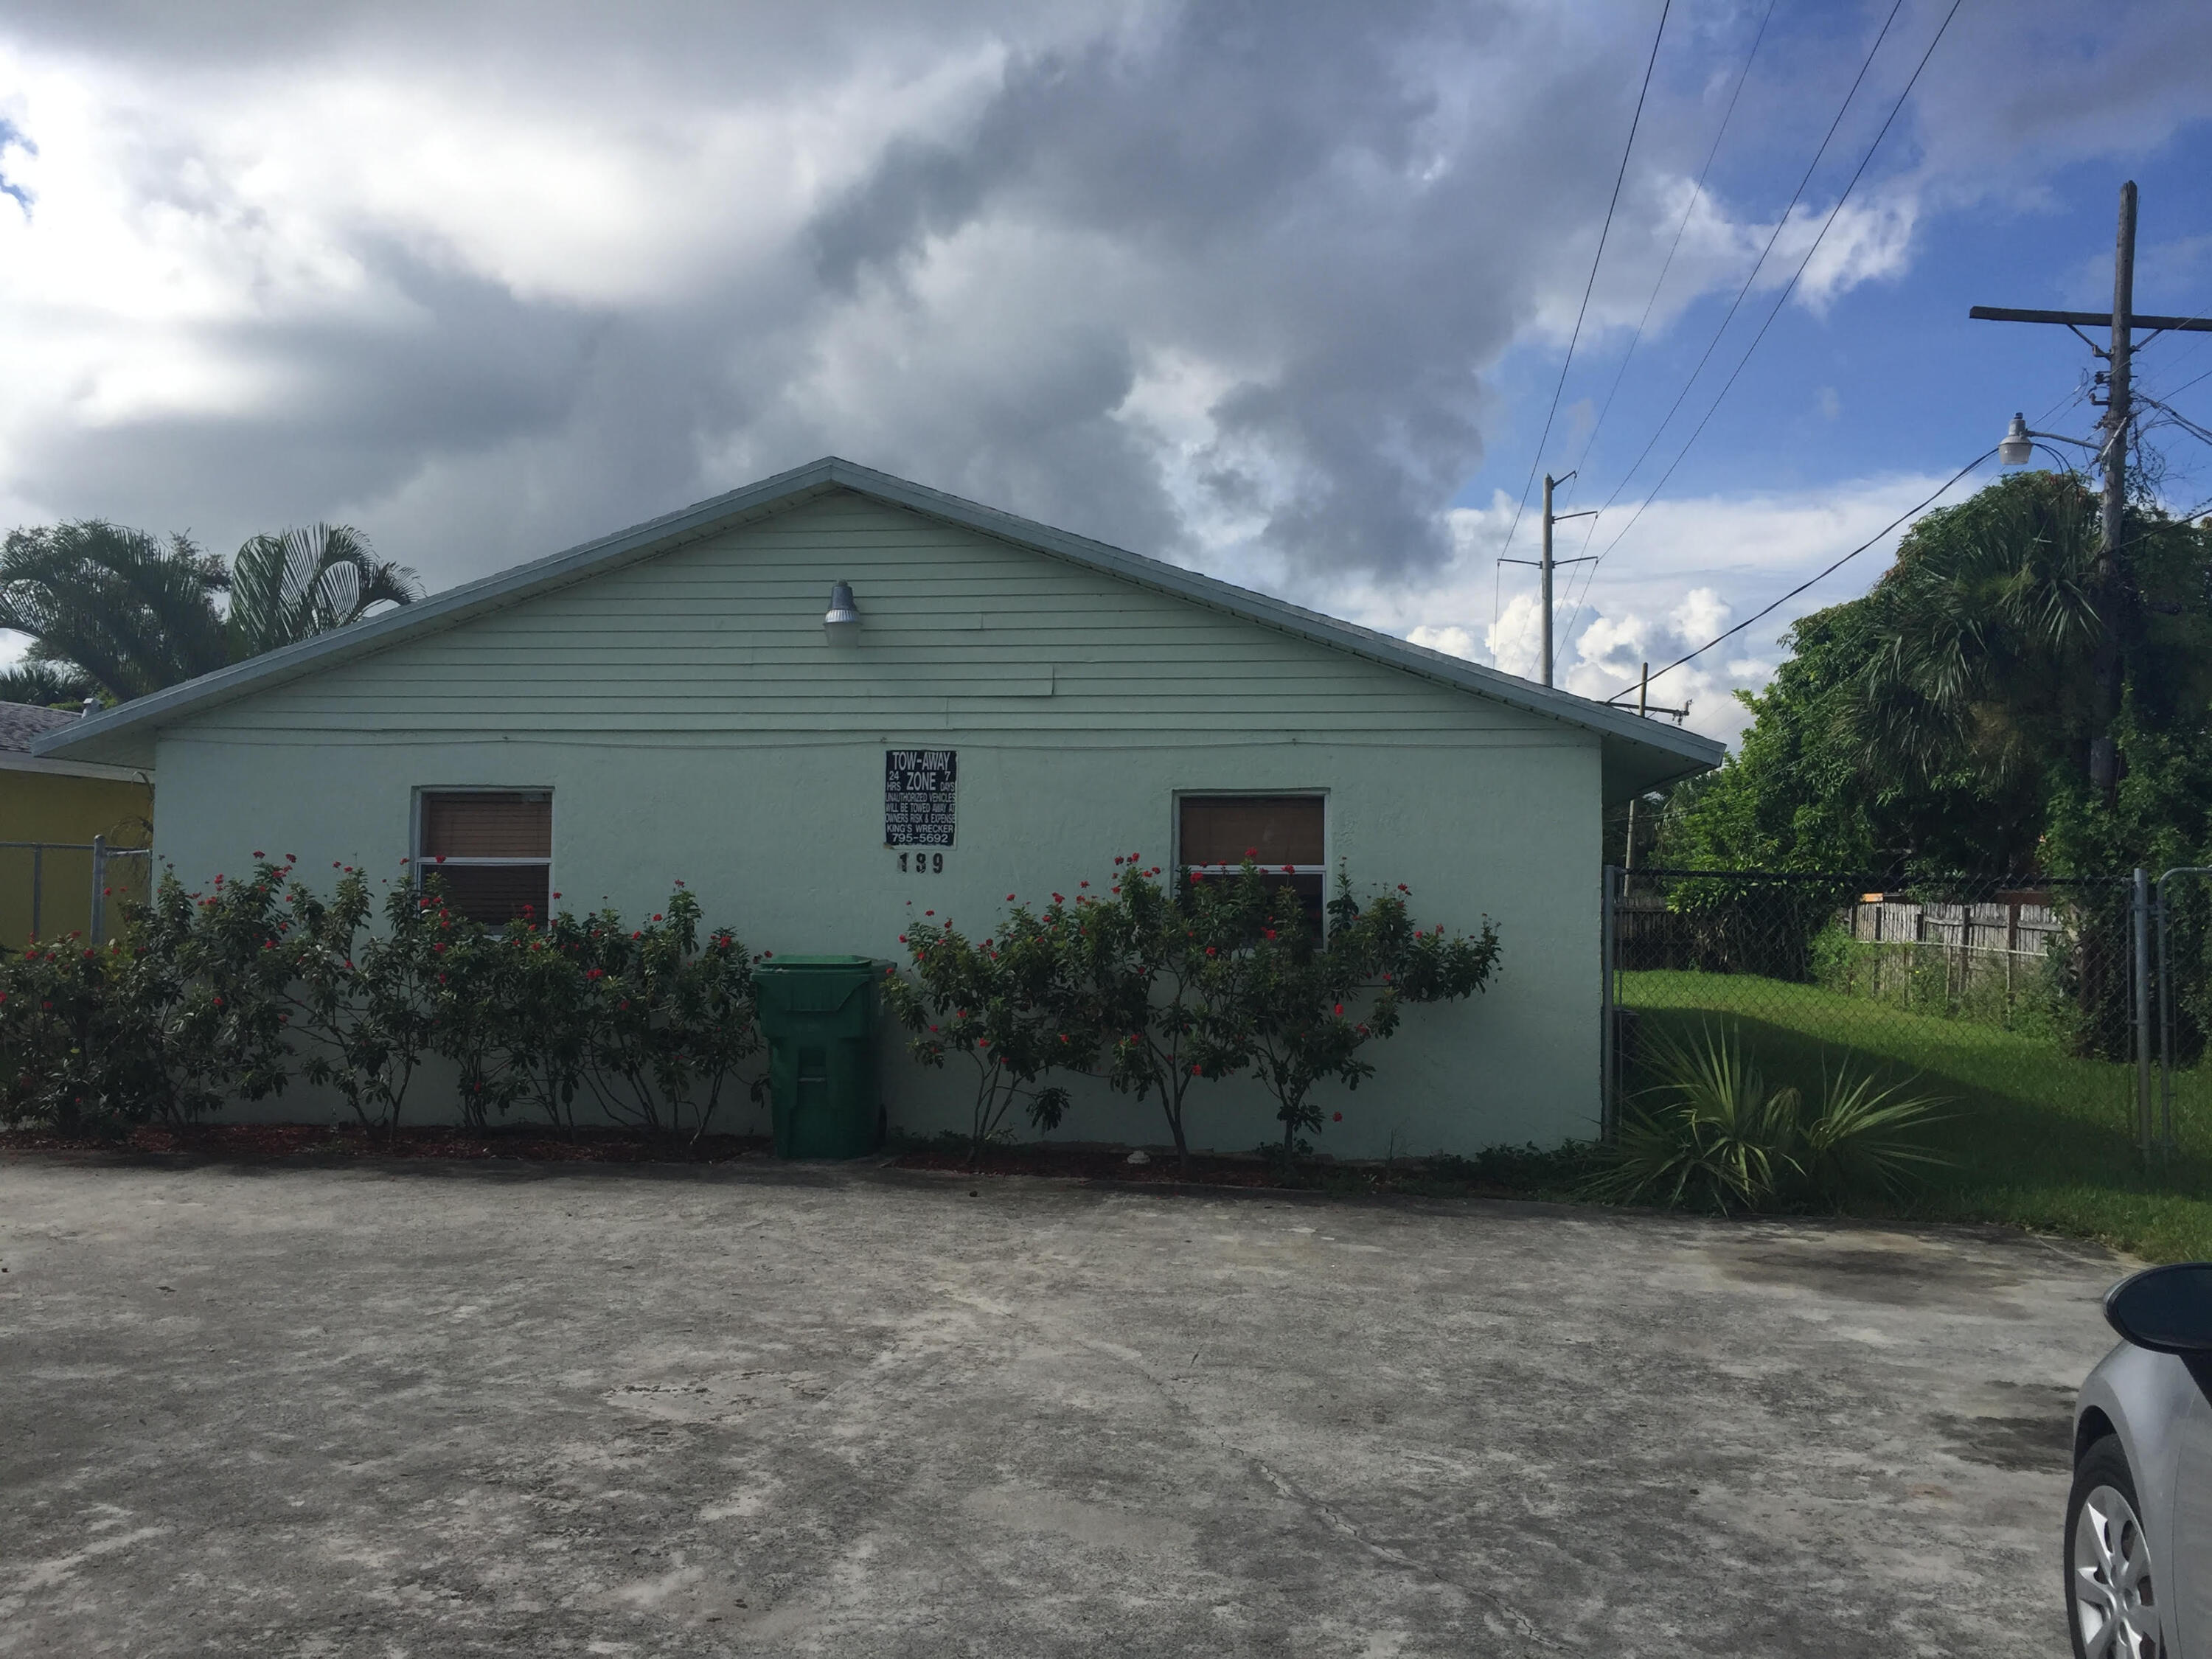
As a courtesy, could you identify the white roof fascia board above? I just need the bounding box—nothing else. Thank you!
[34,456,1722,785]
[0,750,151,783]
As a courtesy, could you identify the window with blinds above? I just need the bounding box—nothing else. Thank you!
[1178,793,1326,927]
[417,791,552,924]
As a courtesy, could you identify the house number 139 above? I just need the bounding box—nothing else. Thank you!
[898,852,945,873]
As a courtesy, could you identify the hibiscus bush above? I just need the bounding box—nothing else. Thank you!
[882,854,1503,1166]
[883,892,1093,1166]
[0,859,763,1141]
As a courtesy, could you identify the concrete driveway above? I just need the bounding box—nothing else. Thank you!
[0,1155,2121,1656]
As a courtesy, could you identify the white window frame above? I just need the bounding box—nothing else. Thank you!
[410,787,555,907]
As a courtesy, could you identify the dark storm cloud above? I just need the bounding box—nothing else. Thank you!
[1,0,2207,607]
[1,0,1677,588]
[10,254,611,552]
[793,0,1647,577]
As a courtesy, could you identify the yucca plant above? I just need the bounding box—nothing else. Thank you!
[1589,1022,1947,1214]
[1588,1023,1803,1213]
[1799,1057,1951,1204]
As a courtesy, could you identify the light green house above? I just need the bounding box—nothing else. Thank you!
[35,457,1720,1153]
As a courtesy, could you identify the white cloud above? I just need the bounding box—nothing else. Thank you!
[0,0,2207,693]
[1323,467,1979,749]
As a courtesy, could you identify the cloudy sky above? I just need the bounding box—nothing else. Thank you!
[2,0,2209,745]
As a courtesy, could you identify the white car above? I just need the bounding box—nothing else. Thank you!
[2071,1263,2212,1657]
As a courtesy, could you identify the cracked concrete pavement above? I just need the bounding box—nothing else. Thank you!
[0,1155,2124,1655]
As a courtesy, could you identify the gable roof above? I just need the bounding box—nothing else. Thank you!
[35,456,1722,796]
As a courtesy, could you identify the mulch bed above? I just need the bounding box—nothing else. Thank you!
[0,1123,775,1163]
[0,1124,1535,1197]
[894,1144,1304,1187]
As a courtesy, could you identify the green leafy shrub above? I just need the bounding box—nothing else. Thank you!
[884,893,1093,1167]
[568,887,762,1145]
[1587,1021,1947,1213]
[0,856,765,1141]
[490,909,596,1133]
[279,864,442,1135]
[0,858,305,1130]
[1217,863,1502,1162]
[1057,855,1253,1169]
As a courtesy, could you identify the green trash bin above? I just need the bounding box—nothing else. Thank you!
[757,956,886,1159]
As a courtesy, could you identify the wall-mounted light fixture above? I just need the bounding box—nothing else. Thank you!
[824,580,861,644]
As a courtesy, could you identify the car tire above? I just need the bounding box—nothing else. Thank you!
[2066,1433,2167,1659]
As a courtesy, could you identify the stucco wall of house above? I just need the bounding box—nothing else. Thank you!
[145,490,1604,1155]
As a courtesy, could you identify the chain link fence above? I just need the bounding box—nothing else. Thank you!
[1601,867,2159,1162]
[0,841,153,954]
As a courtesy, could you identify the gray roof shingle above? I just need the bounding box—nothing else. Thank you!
[0,702,81,754]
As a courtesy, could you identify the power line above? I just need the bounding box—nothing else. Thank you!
[1569,0,1778,484]
[1620,449,1993,700]
[1550,0,1912,593]
[2138,393,2212,451]
[1554,1,1921,649]
[1625,464,2212,709]
[2149,361,2212,405]
[1488,0,1672,612]
[1573,0,1964,618]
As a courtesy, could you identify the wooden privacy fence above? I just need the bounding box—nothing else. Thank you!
[1840,890,2065,1002]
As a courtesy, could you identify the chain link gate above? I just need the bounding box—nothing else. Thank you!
[1602,865,2158,1162]
[2153,866,2212,1161]
[1,838,153,953]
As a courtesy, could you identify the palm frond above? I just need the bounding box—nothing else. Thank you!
[226,524,421,661]
[0,521,228,699]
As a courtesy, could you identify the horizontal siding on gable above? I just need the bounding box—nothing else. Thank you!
[178,493,1584,749]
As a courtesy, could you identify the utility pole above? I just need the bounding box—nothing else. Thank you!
[1505,472,1596,686]
[1624,665,1649,872]
[1617,661,1690,871]
[1971,181,2212,792]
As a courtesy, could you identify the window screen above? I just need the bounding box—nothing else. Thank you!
[417,791,552,925]
[1178,794,1325,927]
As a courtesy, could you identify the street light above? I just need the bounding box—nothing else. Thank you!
[1997,412,2105,470]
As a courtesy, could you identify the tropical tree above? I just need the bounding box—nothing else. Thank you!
[0,522,229,703]
[1657,472,2212,880]
[226,524,420,662]
[0,518,420,705]
[0,658,94,708]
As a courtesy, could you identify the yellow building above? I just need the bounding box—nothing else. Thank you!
[1,703,154,950]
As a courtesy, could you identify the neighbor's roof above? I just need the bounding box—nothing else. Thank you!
[1,702,79,752]
[35,456,1722,795]
[1,700,149,782]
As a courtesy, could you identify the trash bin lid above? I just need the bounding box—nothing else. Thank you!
[756,955,891,1018]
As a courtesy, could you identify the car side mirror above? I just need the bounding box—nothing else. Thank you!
[2106,1264,2212,1354]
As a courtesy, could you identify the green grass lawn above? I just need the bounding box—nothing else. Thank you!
[1622,969,2212,1263]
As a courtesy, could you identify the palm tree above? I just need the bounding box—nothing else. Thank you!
[0,522,230,703]
[0,519,420,705]
[0,658,95,708]
[226,524,420,661]
[1843,469,2212,873]
[1851,470,2106,799]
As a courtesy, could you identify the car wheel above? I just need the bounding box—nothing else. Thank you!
[2067,1435,2166,1659]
